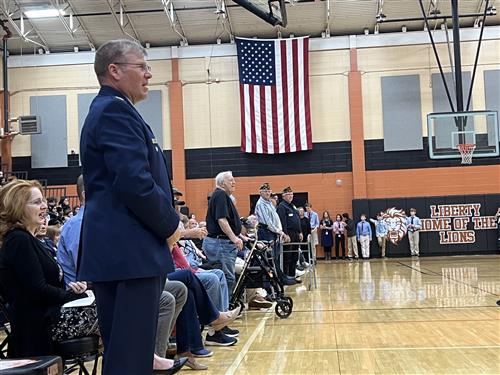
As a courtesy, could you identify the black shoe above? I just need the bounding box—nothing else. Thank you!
[205,331,238,346]
[295,278,302,284]
[222,326,240,337]
[153,357,188,375]
[282,278,297,285]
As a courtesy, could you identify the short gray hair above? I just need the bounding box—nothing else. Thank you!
[94,39,147,81]
[215,171,233,187]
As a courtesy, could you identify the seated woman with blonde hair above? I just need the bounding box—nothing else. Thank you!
[0,179,95,358]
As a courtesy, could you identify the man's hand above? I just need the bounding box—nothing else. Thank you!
[167,227,181,249]
[190,227,208,239]
[299,233,304,242]
[233,237,244,250]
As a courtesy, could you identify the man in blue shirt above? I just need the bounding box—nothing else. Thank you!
[356,214,372,259]
[370,212,389,258]
[406,208,422,256]
[57,175,85,286]
[305,203,319,261]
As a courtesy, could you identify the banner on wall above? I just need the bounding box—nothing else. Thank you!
[420,203,497,244]
[378,204,497,245]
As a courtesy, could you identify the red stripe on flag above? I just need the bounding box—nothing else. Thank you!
[292,39,301,151]
[249,85,256,153]
[280,40,290,153]
[260,85,268,153]
[239,84,246,152]
[271,85,279,153]
[303,38,312,149]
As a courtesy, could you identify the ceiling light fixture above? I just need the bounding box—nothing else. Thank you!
[364,28,369,36]
[24,8,65,19]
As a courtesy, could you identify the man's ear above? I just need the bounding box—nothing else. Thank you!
[107,63,121,81]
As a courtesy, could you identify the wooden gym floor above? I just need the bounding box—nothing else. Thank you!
[65,255,499,374]
[195,255,500,375]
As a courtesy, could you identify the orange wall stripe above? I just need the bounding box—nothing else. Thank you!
[169,59,187,197]
[348,49,367,199]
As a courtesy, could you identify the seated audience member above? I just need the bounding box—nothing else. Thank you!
[46,196,58,217]
[58,196,71,212]
[0,179,96,358]
[57,175,187,372]
[35,218,57,258]
[46,226,61,248]
[168,268,240,350]
[173,243,239,344]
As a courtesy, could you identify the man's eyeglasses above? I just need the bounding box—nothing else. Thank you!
[113,62,152,73]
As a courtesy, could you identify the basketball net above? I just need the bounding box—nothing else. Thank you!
[457,143,476,165]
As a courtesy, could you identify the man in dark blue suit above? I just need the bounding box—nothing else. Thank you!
[79,39,185,375]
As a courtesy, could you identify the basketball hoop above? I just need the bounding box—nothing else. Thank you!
[457,143,476,164]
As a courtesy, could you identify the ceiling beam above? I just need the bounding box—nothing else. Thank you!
[220,0,235,41]
[160,0,188,45]
[49,0,75,41]
[106,0,141,43]
[1,0,50,51]
[65,0,96,50]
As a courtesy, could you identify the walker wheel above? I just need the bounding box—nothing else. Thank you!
[275,300,292,319]
[284,296,294,309]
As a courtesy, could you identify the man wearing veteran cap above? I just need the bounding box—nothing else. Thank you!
[254,183,298,285]
[276,186,303,279]
[254,183,287,242]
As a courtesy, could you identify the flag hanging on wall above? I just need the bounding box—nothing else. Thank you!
[236,36,312,154]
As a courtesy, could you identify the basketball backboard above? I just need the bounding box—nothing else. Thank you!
[427,110,499,159]
[233,0,287,27]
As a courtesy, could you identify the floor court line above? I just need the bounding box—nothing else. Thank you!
[285,305,500,313]
[261,318,499,326]
[246,345,500,354]
[225,310,273,375]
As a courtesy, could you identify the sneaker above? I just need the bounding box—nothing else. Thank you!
[295,268,306,277]
[205,331,237,346]
[301,261,310,268]
[221,326,240,337]
[192,348,213,358]
[248,296,273,310]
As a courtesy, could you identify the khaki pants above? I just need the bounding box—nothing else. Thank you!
[310,229,318,259]
[347,235,359,258]
[408,231,420,255]
[359,235,370,258]
[377,236,387,257]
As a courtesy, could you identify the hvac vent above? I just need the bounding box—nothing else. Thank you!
[19,116,41,134]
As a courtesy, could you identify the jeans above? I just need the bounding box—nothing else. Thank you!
[195,269,229,311]
[155,280,187,357]
[167,269,219,354]
[202,237,238,295]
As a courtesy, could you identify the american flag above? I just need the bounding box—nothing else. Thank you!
[236,37,312,154]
